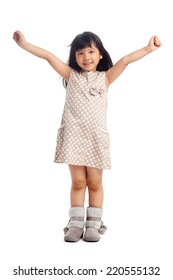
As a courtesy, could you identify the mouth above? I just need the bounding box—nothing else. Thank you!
[83,62,92,66]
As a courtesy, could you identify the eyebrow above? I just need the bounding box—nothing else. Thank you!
[76,46,96,52]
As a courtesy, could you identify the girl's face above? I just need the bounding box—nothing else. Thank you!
[75,43,102,72]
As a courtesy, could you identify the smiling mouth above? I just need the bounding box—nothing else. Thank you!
[83,62,92,66]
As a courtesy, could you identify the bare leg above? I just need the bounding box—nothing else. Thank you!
[69,165,87,207]
[86,167,103,208]
[83,167,106,242]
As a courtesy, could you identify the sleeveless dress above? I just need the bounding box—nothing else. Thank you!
[54,69,111,169]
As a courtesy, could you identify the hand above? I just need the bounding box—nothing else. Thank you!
[13,31,26,47]
[148,35,162,52]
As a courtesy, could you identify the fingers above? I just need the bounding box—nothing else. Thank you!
[152,35,162,47]
[13,31,20,41]
[13,30,25,45]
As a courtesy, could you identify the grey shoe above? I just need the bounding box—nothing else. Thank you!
[64,207,84,242]
[83,207,107,242]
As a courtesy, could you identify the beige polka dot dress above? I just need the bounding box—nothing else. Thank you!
[54,70,111,169]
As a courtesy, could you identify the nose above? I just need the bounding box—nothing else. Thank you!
[83,52,90,61]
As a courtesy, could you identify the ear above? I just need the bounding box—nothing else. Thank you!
[100,55,103,59]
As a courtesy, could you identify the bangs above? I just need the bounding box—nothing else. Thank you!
[71,34,95,52]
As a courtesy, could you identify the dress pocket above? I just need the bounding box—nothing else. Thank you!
[99,127,110,150]
[58,124,65,130]
[100,128,109,134]
[56,124,65,147]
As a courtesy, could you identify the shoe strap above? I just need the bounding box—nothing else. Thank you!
[85,219,107,234]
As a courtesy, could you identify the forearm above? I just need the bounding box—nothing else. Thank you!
[20,41,51,60]
[122,46,152,65]
[20,41,71,80]
[106,35,161,86]
[106,46,153,85]
[18,41,70,78]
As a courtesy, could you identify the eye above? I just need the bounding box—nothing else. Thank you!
[76,51,84,55]
[89,50,95,54]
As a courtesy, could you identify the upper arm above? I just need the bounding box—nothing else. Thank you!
[106,57,128,87]
[46,52,72,80]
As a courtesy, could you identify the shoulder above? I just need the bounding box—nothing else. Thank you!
[97,71,108,88]
[68,69,82,80]
[66,70,83,86]
[96,71,106,79]
[66,69,78,82]
[98,71,106,77]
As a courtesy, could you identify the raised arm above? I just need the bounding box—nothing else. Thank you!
[13,31,71,80]
[106,35,162,87]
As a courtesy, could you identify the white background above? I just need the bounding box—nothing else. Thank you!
[0,0,173,279]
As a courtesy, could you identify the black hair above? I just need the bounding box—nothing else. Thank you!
[63,31,113,87]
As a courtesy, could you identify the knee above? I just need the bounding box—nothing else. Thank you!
[72,178,86,191]
[87,178,102,192]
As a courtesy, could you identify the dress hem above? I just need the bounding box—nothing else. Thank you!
[54,160,111,170]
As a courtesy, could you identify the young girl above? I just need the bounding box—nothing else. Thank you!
[13,31,161,242]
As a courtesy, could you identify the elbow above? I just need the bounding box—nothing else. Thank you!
[45,52,52,62]
[121,56,129,66]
